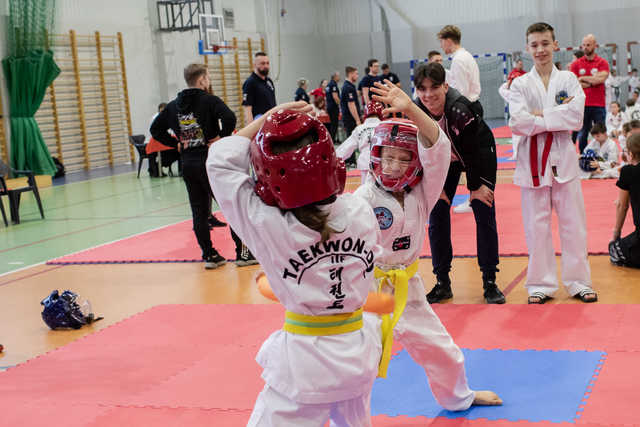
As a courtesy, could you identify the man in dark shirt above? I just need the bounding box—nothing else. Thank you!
[413,62,504,305]
[325,71,341,142]
[151,64,257,268]
[359,59,380,104]
[242,52,276,123]
[340,66,361,137]
[380,63,401,88]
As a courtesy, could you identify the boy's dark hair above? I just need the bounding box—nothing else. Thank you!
[367,58,378,68]
[630,120,640,130]
[437,25,461,43]
[345,66,357,76]
[590,123,607,135]
[158,102,167,111]
[254,51,267,58]
[633,68,638,73]
[526,22,555,41]
[427,50,442,60]
[622,122,632,134]
[627,99,636,108]
[381,63,390,71]
[183,63,208,86]
[414,62,446,89]
[574,50,585,59]
[610,101,621,109]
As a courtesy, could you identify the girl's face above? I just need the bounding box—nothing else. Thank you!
[380,146,412,178]
[611,102,620,115]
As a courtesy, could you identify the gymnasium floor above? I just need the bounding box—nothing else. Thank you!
[1,135,640,425]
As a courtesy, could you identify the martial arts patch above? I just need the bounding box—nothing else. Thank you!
[374,207,393,230]
[555,90,569,105]
[392,235,410,251]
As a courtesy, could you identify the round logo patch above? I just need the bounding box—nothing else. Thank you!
[555,90,569,105]
[374,207,394,230]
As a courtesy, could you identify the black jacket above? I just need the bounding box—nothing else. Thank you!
[150,88,236,154]
[415,88,497,191]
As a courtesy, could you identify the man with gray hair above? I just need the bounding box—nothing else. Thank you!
[570,34,610,153]
[325,71,341,142]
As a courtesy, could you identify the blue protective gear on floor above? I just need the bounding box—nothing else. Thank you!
[371,348,605,423]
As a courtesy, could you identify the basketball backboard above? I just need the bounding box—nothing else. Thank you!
[198,14,231,54]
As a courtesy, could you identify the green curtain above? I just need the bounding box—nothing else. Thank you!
[2,49,59,175]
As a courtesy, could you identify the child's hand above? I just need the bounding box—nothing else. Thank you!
[370,80,412,116]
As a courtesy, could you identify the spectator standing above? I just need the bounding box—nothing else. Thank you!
[380,63,401,88]
[242,52,276,123]
[294,78,310,103]
[570,34,610,153]
[341,66,362,136]
[325,71,341,143]
[359,59,380,105]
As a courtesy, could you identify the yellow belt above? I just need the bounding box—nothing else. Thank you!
[374,260,419,378]
[283,308,363,336]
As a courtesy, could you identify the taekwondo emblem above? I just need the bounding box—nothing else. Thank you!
[373,207,394,230]
[555,90,569,105]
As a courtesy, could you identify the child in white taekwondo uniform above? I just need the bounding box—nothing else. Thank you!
[355,79,503,410]
[335,101,384,185]
[207,101,384,426]
[508,22,598,304]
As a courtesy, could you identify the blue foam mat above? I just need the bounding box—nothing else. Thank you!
[451,194,468,207]
[371,348,605,423]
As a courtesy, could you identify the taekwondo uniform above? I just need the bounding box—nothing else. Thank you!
[508,65,594,298]
[335,117,380,184]
[581,137,620,179]
[207,135,384,426]
[354,127,475,411]
[499,81,522,159]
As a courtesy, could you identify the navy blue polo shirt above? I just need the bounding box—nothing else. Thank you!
[294,87,310,103]
[358,74,380,93]
[325,80,340,110]
[381,72,400,85]
[242,72,276,117]
[340,80,361,123]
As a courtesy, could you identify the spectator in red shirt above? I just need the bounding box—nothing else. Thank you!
[570,34,610,153]
[507,59,526,88]
[309,79,328,101]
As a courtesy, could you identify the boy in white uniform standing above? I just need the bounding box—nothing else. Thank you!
[207,101,384,426]
[358,79,502,410]
[508,22,598,304]
[335,101,384,184]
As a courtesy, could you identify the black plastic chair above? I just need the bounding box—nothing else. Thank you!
[0,159,45,225]
[129,135,153,178]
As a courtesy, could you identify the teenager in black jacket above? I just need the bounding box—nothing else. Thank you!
[412,62,504,304]
[151,63,257,269]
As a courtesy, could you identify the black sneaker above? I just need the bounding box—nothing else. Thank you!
[483,280,506,304]
[426,281,453,304]
[208,215,227,229]
[235,248,259,267]
[204,250,227,270]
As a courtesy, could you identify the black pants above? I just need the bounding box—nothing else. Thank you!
[428,162,499,281]
[617,230,640,268]
[327,107,340,143]
[470,100,484,119]
[577,106,606,153]
[182,150,246,259]
[342,118,358,165]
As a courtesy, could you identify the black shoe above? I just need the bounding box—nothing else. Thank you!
[426,281,453,304]
[204,250,226,270]
[208,215,227,229]
[483,280,506,304]
[235,251,259,267]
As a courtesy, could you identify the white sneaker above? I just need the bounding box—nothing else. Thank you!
[453,199,472,213]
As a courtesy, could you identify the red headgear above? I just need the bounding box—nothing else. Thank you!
[364,101,384,120]
[369,119,423,192]
[250,109,346,209]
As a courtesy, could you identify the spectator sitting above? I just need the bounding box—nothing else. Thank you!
[294,78,310,103]
[606,101,625,138]
[610,132,640,268]
[311,95,330,127]
[580,123,619,179]
[626,98,640,122]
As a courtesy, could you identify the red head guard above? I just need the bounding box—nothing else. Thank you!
[250,109,346,209]
[369,119,423,192]
[364,101,384,120]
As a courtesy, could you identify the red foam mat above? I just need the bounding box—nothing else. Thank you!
[1,304,639,426]
[47,180,633,264]
[492,126,513,139]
